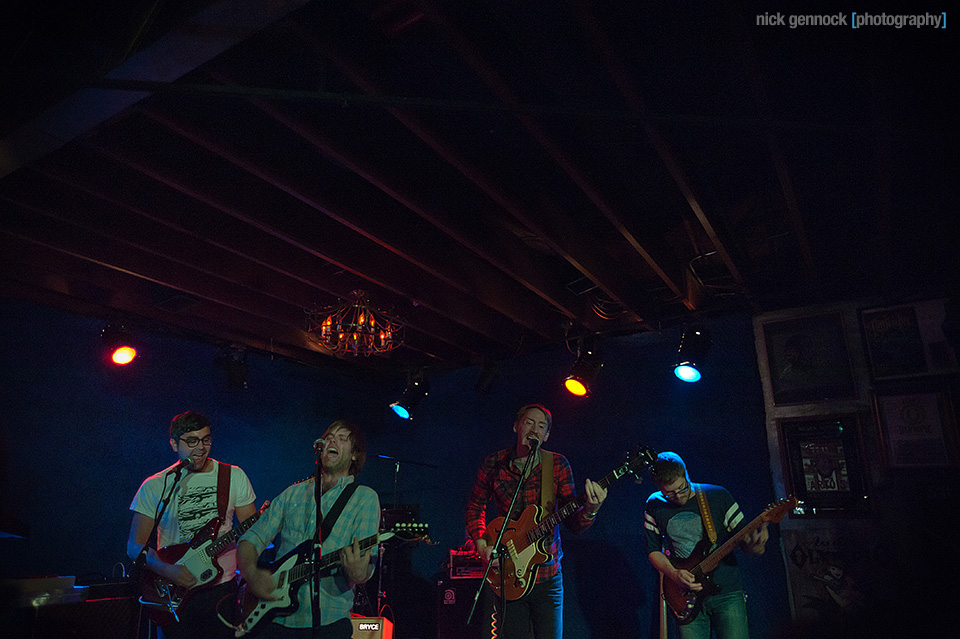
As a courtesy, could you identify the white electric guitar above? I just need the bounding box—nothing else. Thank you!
[222,522,429,637]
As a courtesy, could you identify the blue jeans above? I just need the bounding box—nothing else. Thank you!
[490,573,564,639]
[678,590,749,639]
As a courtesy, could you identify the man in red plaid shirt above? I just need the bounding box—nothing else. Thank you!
[465,404,607,638]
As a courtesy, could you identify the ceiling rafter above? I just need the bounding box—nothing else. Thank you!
[306,26,646,331]
[299,36,611,334]
[569,0,754,310]
[201,70,567,342]
[134,105,531,352]
[728,11,818,291]
[418,0,681,321]
[10,163,479,368]
[80,131,511,361]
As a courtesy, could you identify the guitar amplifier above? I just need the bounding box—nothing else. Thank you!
[436,578,490,639]
[350,614,393,639]
[449,549,484,579]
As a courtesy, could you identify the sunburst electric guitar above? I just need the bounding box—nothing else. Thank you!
[483,446,656,601]
[139,502,268,625]
[224,522,430,637]
[663,496,797,625]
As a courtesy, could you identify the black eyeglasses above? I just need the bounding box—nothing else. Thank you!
[663,480,690,498]
[178,435,213,448]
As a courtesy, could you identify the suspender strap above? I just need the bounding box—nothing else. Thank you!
[320,483,359,544]
[695,485,717,544]
[540,450,555,513]
[216,461,231,522]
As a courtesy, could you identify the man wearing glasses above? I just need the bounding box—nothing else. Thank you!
[128,410,258,638]
[644,452,768,639]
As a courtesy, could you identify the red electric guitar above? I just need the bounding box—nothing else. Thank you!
[139,503,267,624]
[663,496,797,624]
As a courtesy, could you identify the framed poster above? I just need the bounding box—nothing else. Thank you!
[763,313,856,405]
[861,299,958,379]
[871,388,959,469]
[781,526,896,622]
[777,414,869,516]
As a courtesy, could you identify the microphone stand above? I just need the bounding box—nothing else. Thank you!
[312,450,323,636]
[133,462,188,623]
[466,440,540,637]
[373,454,438,614]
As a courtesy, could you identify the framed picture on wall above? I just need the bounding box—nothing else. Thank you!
[871,387,959,469]
[763,313,857,405]
[861,299,958,380]
[777,414,869,516]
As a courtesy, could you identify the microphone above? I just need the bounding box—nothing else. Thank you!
[527,437,540,450]
[314,438,324,453]
[168,457,192,475]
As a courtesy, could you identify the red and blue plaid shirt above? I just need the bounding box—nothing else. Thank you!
[465,448,593,583]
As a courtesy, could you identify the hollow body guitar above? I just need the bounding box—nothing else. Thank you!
[483,446,655,601]
[663,497,797,625]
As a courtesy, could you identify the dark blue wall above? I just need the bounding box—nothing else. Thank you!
[0,298,789,638]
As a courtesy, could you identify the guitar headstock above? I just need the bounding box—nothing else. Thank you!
[761,497,799,524]
[382,521,431,543]
[622,445,657,480]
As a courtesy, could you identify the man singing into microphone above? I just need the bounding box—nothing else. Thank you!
[127,411,258,639]
[465,404,606,639]
[237,419,380,638]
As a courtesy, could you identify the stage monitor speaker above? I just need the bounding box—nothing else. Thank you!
[351,615,393,639]
[436,578,491,639]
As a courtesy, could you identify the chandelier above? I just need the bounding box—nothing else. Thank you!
[306,290,403,356]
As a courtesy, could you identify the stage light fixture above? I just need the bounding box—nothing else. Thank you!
[474,360,500,395]
[215,345,249,390]
[674,324,711,383]
[390,370,429,420]
[101,322,137,366]
[564,337,603,397]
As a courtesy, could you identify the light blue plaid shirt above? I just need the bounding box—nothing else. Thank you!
[241,475,380,629]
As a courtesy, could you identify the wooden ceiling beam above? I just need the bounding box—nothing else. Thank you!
[570,0,753,309]
[82,128,521,356]
[309,35,616,333]
[148,81,565,343]
[416,1,674,322]
[0,229,476,371]
[42,152,494,363]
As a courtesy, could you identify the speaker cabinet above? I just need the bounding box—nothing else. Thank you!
[436,578,491,639]
[351,615,394,639]
[2,596,139,639]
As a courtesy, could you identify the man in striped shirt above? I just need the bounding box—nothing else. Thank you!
[644,452,768,639]
[465,404,607,639]
[238,420,380,639]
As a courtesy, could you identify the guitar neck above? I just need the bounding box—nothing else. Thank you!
[206,511,263,558]
[287,533,382,586]
[526,462,627,544]
[695,512,764,574]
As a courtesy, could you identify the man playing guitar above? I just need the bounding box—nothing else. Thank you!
[644,452,769,639]
[237,420,379,639]
[127,410,258,639]
[465,404,606,639]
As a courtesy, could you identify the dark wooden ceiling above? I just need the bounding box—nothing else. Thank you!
[1,0,956,376]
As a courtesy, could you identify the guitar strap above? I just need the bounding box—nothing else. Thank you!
[216,461,231,523]
[320,482,359,543]
[694,485,718,545]
[540,450,555,513]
